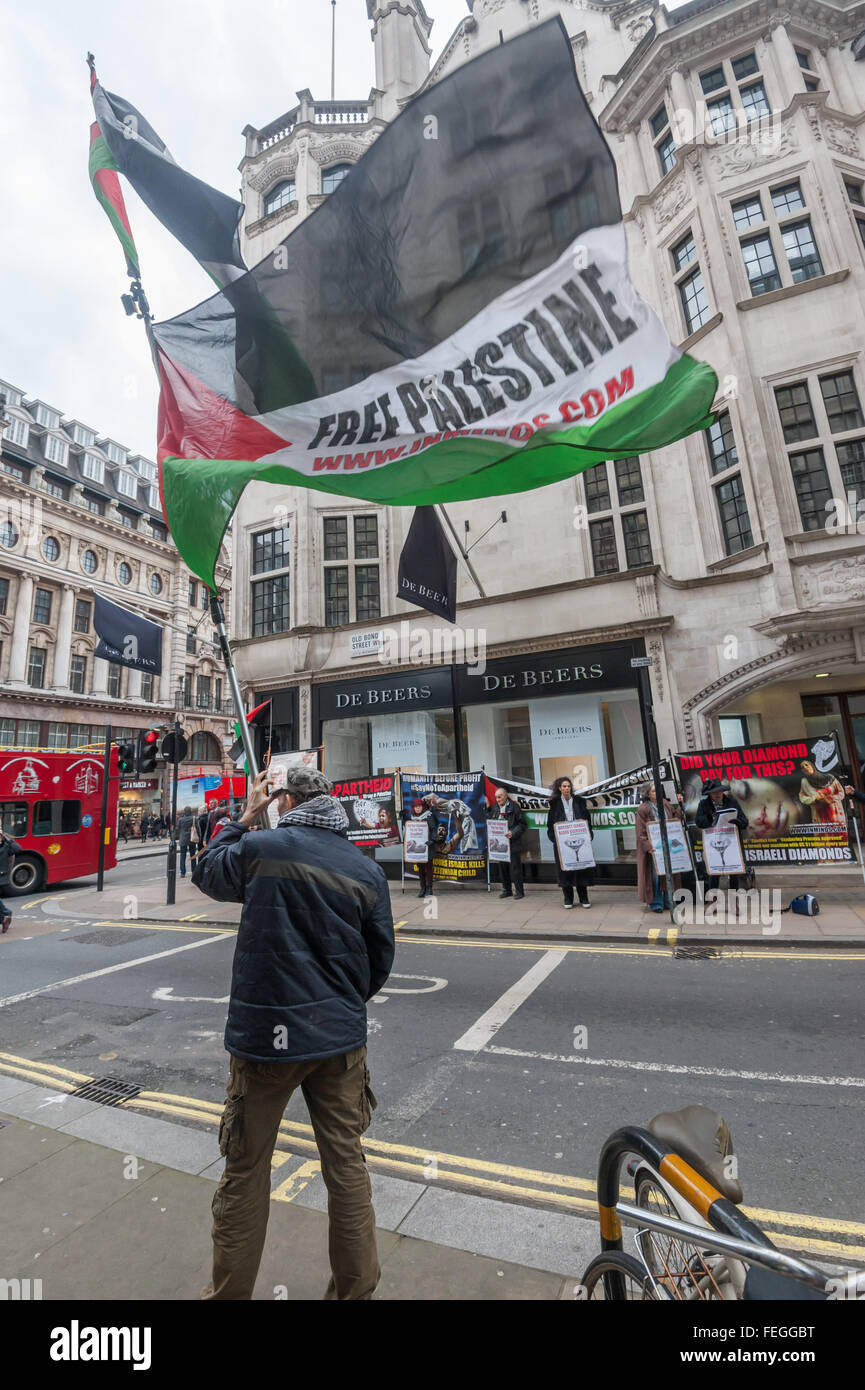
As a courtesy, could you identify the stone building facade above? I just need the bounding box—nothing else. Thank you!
[0,382,234,825]
[230,0,865,875]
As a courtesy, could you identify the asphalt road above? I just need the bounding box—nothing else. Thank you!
[2,857,864,1252]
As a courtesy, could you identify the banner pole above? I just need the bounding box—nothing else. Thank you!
[851,807,865,889]
[97,724,112,893]
[636,664,676,926]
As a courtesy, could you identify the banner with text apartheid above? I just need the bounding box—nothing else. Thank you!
[332,775,401,849]
[676,733,853,866]
[400,773,487,882]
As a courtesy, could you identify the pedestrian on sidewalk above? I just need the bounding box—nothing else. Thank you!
[488,787,527,899]
[192,765,395,1301]
[636,783,684,912]
[139,813,150,844]
[408,797,436,898]
[0,826,22,898]
[119,815,131,844]
[1,896,11,934]
[195,804,211,852]
[695,779,748,892]
[177,806,195,877]
[547,776,593,908]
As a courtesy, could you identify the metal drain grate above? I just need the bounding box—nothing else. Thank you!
[674,945,721,960]
[69,1075,142,1106]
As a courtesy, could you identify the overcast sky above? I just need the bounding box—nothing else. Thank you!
[1,0,468,456]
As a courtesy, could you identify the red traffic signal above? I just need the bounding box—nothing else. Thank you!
[138,728,162,775]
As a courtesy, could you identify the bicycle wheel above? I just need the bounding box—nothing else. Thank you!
[580,1251,664,1301]
[635,1172,730,1300]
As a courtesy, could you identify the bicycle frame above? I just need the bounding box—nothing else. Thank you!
[596,1125,796,1300]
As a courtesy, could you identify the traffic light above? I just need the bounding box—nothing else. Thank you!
[116,738,136,776]
[138,728,161,775]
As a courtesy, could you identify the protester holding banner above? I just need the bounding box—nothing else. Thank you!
[695,779,748,891]
[488,787,528,900]
[547,776,593,909]
[408,798,436,899]
[636,784,684,913]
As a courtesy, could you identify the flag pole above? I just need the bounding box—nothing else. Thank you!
[435,504,486,599]
[209,591,260,782]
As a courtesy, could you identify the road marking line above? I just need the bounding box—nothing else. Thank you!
[666,928,678,946]
[453,949,568,1052]
[0,1051,93,1082]
[18,897,52,910]
[647,928,660,943]
[5,1059,860,1246]
[485,1044,865,1088]
[393,920,407,931]
[271,1159,321,1203]
[178,913,208,921]
[397,934,865,962]
[0,933,232,1009]
[92,920,234,935]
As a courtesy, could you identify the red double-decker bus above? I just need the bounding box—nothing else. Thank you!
[0,744,119,895]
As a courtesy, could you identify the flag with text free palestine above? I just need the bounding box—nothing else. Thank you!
[152,18,718,587]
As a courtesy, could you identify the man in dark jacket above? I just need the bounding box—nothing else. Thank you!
[0,828,21,934]
[192,765,394,1302]
[489,787,527,899]
[695,778,748,890]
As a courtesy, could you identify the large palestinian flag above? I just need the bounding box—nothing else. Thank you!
[144,20,716,586]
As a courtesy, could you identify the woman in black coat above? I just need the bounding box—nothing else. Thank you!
[546,776,594,908]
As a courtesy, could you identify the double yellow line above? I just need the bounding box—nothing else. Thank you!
[2,1049,863,1261]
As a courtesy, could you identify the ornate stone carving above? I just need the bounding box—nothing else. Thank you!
[478,0,507,12]
[684,148,704,185]
[247,154,299,193]
[308,139,364,166]
[798,556,865,606]
[709,123,798,177]
[626,15,652,44]
[647,636,664,701]
[825,121,861,156]
[654,174,690,229]
[636,573,659,618]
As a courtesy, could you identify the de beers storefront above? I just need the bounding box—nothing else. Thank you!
[313,640,648,878]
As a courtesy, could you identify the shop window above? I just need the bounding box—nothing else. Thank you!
[32,800,81,835]
[718,715,749,747]
[323,514,380,626]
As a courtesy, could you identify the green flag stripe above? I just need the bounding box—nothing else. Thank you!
[161,355,715,588]
[89,133,139,275]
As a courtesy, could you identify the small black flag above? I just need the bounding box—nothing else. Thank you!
[93,593,163,674]
[397,507,458,624]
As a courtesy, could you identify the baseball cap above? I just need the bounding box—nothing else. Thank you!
[281,766,333,799]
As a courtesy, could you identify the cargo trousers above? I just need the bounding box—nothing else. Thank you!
[201,1045,379,1301]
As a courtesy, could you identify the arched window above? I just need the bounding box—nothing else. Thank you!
[188,731,222,763]
[322,163,352,195]
[82,549,98,574]
[42,536,60,562]
[0,520,18,548]
[264,179,296,215]
[118,562,132,585]
[149,573,162,595]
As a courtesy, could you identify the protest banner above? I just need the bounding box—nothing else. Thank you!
[401,773,487,881]
[676,732,852,865]
[332,775,400,849]
[553,819,595,871]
